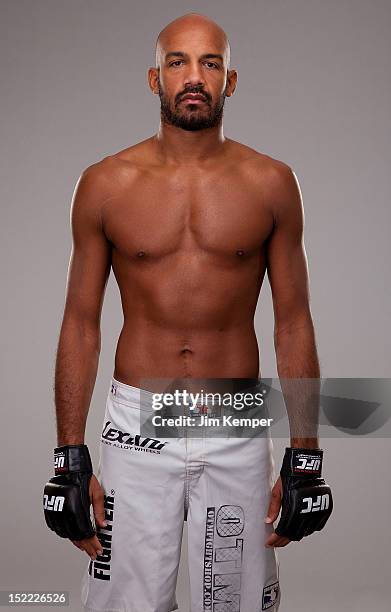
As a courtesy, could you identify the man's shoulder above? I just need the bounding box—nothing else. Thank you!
[228,141,301,217]
[85,139,151,178]
[79,139,154,200]
[228,139,294,184]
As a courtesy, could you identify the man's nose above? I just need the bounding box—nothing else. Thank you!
[183,61,205,88]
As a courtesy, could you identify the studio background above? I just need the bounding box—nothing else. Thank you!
[1,1,390,610]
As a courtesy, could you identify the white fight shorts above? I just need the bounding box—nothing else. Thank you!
[81,378,281,612]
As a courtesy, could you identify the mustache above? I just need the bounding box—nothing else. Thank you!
[176,89,211,104]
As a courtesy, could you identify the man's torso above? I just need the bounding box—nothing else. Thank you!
[94,137,283,386]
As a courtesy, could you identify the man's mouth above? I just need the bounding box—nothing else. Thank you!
[180,93,207,104]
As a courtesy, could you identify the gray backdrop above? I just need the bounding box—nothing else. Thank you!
[1,0,390,610]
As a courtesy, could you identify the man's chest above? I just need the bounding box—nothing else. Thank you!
[102,169,274,260]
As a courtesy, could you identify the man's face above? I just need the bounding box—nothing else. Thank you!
[154,29,231,131]
[157,74,227,131]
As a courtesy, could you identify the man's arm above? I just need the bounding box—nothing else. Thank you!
[263,163,332,548]
[54,163,112,445]
[46,162,113,560]
[265,163,320,449]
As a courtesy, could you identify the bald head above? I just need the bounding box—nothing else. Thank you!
[155,13,231,69]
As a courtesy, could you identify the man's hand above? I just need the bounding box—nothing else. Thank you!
[71,475,107,560]
[43,444,104,552]
[264,476,291,548]
[266,448,333,544]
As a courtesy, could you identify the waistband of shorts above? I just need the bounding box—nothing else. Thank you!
[109,376,268,413]
[109,377,157,411]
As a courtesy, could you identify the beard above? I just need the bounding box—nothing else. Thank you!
[157,78,227,132]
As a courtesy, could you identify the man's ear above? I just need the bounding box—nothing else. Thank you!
[148,67,160,94]
[226,69,238,97]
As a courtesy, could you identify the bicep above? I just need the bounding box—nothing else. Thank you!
[63,169,111,331]
[265,167,311,334]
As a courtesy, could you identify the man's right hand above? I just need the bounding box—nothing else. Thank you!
[43,445,107,559]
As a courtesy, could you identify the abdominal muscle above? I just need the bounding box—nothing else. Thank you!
[112,279,261,387]
[111,249,264,387]
[113,320,260,387]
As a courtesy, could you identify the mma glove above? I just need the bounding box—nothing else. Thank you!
[43,444,95,540]
[275,447,333,541]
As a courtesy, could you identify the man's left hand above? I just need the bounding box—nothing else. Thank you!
[264,476,291,548]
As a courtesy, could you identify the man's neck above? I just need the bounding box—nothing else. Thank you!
[153,120,227,165]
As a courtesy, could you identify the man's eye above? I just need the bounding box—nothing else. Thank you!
[205,62,218,69]
[169,60,183,67]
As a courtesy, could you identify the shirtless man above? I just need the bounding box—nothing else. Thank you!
[43,13,332,612]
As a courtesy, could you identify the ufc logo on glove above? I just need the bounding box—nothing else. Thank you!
[43,494,65,512]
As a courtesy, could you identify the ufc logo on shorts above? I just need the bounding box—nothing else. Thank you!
[296,457,321,472]
[262,581,279,610]
[54,455,65,470]
[301,494,330,514]
[43,494,65,512]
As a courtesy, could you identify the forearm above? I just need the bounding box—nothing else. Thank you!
[274,321,320,449]
[54,319,101,445]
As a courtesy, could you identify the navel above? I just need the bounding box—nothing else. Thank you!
[180,346,193,355]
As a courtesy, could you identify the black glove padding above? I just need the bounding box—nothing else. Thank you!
[275,447,333,541]
[43,445,95,540]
